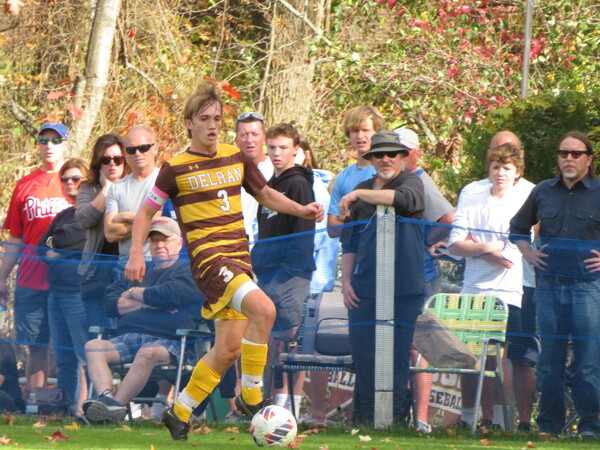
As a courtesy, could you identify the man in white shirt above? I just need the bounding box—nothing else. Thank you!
[236,112,274,242]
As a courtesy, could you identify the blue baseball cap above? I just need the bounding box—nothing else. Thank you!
[39,122,69,139]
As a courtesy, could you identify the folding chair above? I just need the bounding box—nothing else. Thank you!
[410,293,510,433]
[273,291,354,419]
[88,325,215,421]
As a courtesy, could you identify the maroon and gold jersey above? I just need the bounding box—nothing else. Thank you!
[146,143,267,304]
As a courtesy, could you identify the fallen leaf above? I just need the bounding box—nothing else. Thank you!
[0,435,14,445]
[526,443,536,449]
[304,428,320,434]
[318,446,329,450]
[32,420,46,428]
[289,435,307,448]
[4,415,14,426]
[150,445,155,450]
[351,428,360,435]
[191,444,198,447]
[120,425,132,431]
[480,438,495,446]
[228,437,240,441]
[380,437,393,442]
[223,426,239,433]
[51,430,69,441]
[47,91,65,100]
[192,425,215,434]
[359,435,372,441]
[64,422,79,430]
[140,433,156,436]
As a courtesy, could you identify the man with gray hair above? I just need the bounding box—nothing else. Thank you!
[104,126,160,256]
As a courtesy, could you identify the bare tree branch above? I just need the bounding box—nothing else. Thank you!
[4,100,38,138]
[275,0,333,47]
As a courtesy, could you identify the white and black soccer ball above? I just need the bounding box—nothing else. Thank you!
[250,405,298,447]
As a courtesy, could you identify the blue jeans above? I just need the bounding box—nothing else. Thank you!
[48,290,89,407]
[536,277,600,434]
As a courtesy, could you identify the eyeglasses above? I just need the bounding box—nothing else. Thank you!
[237,112,264,122]
[38,137,65,145]
[557,150,589,159]
[371,151,406,159]
[125,143,155,155]
[100,155,124,165]
[60,175,83,183]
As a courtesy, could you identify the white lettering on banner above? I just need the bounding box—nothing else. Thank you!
[186,167,242,191]
[23,196,70,221]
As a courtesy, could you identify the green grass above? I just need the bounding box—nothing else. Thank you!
[0,416,597,449]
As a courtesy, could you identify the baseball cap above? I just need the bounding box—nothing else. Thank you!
[364,130,410,159]
[39,122,69,139]
[393,128,419,150]
[148,217,181,238]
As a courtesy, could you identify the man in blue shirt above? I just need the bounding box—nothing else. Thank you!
[327,106,385,238]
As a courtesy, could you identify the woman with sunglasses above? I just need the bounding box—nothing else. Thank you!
[76,134,129,331]
[38,158,89,415]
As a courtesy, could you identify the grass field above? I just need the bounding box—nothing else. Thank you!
[0,416,598,449]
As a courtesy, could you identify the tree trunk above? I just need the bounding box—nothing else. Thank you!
[69,0,122,155]
[262,0,326,132]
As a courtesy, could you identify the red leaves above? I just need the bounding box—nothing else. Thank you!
[446,65,460,78]
[203,77,242,100]
[387,0,397,8]
[127,29,136,38]
[4,0,24,16]
[47,91,66,100]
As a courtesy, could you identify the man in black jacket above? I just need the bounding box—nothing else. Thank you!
[251,123,315,415]
[82,217,202,423]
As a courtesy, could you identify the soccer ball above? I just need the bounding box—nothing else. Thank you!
[250,405,298,447]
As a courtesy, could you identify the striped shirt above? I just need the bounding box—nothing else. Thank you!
[145,144,267,297]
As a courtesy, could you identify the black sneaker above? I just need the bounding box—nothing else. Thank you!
[82,395,128,423]
[162,406,190,441]
[234,395,272,418]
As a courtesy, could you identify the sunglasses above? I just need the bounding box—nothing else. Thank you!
[237,111,264,122]
[38,137,65,145]
[60,175,83,183]
[557,150,589,159]
[100,155,124,165]
[125,143,155,155]
[372,151,406,159]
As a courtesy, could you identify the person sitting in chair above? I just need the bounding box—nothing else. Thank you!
[83,217,202,423]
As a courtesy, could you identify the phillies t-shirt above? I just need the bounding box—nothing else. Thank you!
[3,168,71,290]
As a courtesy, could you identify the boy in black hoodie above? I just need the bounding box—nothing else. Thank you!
[251,123,315,415]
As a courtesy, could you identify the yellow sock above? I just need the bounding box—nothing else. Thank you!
[173,359,221,423]
[241,339,268,405]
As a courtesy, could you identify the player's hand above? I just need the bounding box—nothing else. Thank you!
[584,249,600,273]
[303,202,324,223]
[342,282,361,310]
[125,254,146,283]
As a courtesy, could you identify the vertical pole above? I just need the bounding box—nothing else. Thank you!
[374,205,395,428]
[521,0,534,98]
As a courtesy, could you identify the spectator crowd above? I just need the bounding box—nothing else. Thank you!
[0,88,598,441]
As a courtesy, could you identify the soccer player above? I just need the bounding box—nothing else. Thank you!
[124,83,323,441]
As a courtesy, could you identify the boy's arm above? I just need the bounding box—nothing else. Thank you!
[254,185,324,222]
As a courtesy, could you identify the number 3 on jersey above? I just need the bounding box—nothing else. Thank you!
[219,266,234,283]
[218,189,231,212]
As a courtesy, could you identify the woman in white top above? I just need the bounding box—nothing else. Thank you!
[449,143,531,429]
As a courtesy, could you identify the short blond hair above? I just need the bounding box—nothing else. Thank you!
[343,106,385,138]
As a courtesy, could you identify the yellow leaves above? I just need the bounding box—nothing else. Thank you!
[191,424,216,434]
[3,414,14,426]
[32,419,46,428]
[358,435,372,441]
[223,426,239,433]
[480,438,495,446]
[121,425,132,431]
[63,422,79,430]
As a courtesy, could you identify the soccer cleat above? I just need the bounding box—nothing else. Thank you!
[82,396,128,423]
[235,395,272,418]
[162,406,191,441]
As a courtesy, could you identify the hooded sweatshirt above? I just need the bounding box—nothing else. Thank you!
[252,165,316,282]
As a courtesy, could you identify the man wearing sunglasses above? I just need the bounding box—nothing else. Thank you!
[104,125,160,256]
[235,111,274,242]
[0,122,72,395]
[510,131,600,440]
[338,130,425,426]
